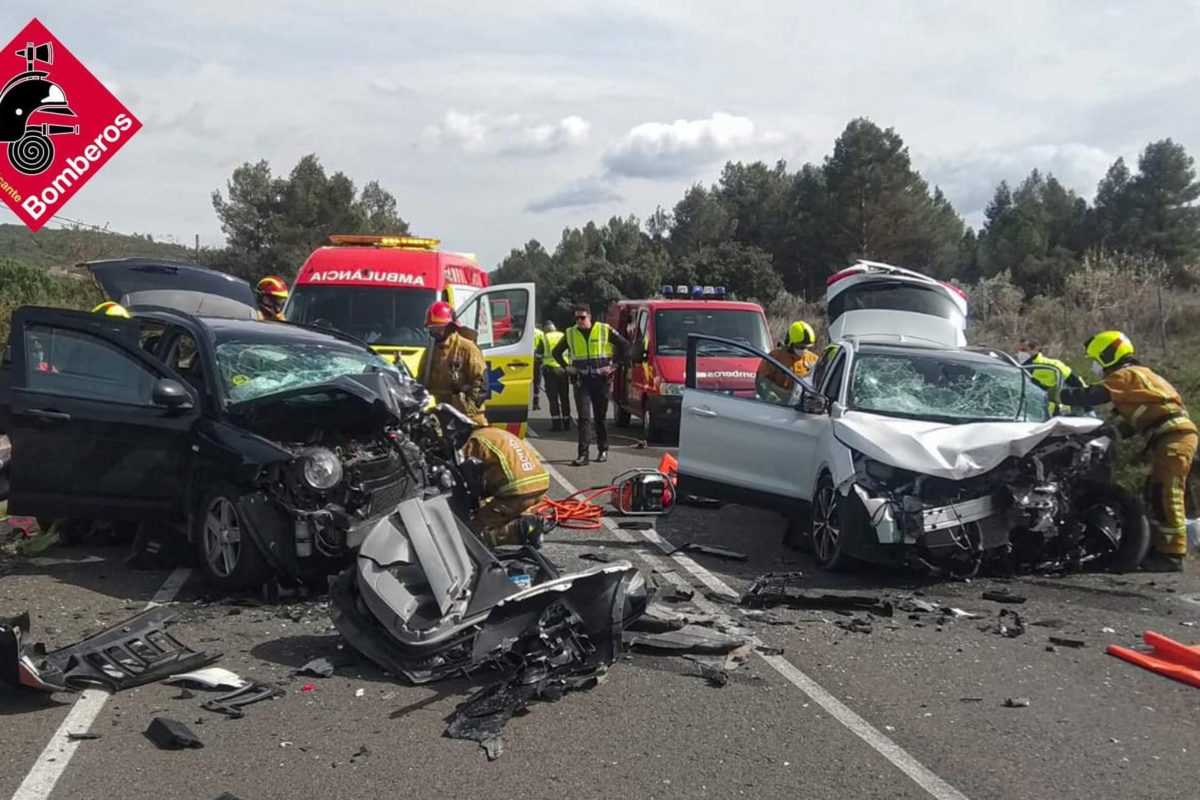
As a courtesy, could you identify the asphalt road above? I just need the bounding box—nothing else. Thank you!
[3,405,1200,800]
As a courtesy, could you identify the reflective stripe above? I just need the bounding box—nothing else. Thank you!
[1029,354,1072,391]
[567,323,614,373]
[541,331,566,367]
[1146,415,1196,439]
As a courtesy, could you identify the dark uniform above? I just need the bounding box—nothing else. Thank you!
[540,329,571,430]
[553,321,629,464]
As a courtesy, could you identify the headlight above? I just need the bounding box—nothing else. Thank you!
[659,382,684,396]
[300,447,343,490]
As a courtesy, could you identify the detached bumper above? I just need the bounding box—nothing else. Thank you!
[645,394,682,430]
[852,486,1008,553]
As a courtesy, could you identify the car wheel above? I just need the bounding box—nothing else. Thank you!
[193,485,269,591]
[1077,487,1150,573]
[811,475,849,571]
[641,401,662,443]
[615,405,631,427]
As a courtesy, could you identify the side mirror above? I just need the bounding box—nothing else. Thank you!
[152,378,194,411]
[799,389,829,415]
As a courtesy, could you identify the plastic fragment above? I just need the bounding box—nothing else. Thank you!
[296,658,335,679]
[66,731,101,740]
[1049,636,1086,649]
[1004,697,1031,708]
[982,590,1027,604]
[165,668,248,690]
[145,717,204,749]
[301,683,315,693]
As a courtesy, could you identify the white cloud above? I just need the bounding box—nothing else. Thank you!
[602,112,762,179]
[420,111,590,156]
[922,142,1117,222]
[525,175,622,213]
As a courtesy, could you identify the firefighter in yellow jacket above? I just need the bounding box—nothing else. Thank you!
[756,321,820,403]
[419,301,488,425]
[1061,331,1197,572]
[462,425,550,548]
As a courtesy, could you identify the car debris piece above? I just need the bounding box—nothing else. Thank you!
[1003,697,1031,708]
[629,604,687,634]
[674,543,748,561]
[835,617,874,635]
[1048,636,1087,649]
[165,667,248,690]
[579,552,615,563]
[630,624,748,656]
[145,716,204,750]
[982,609,1026,638]
[898,597,937,614]
[66,731,102,741]
[617,521,653,530]
[301,683,315,693]
[0,607,219,693]
[944,607,983,620]
[741,573,894,616]
[982,590,1027,605]
[755,644,785,656]
[295,658,335,679]
[201,680,286,719]
[657,580,695,604]
[684,656,729,687]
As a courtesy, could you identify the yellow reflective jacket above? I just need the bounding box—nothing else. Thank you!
[540,330,566,368]
[1101,364,1197,439]
[462,426,550,498]
[757,346,819,389]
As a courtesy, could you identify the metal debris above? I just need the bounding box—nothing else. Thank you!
[1004,697,1031,708]
[1048,636,1087,649]
[201,681,285,719]
[674,543,748,561]
[630,624,748,655]
[741,573,894,616]
[835,617,874,634]
[66,732,102,740]
[982,590,1027,605]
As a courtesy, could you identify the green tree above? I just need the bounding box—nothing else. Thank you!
[1126,139,1200,272]
[212,154,408,280]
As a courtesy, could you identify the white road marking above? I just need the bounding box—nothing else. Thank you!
[12,566,192,800]
[538,456,970,800]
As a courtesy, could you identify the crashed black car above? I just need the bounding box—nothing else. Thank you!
[0,303,427,589]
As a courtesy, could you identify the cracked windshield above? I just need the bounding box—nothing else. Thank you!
[216,340,394,403]
[849,351,1049,423]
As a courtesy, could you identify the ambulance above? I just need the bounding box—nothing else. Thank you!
[287,235,537,436]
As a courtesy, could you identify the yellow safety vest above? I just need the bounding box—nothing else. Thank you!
[533,328,545,358]
[566,323,614,374]
[1029,353,1077,413]
[541,330,566,368]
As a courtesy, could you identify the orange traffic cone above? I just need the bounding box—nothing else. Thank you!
[1107,631,1200,689]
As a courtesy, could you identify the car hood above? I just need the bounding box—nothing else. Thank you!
[229,371,422,430]
[833,410,1103,480]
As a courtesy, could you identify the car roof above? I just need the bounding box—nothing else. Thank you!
[616,299,764,312]
[850,339,1016,367]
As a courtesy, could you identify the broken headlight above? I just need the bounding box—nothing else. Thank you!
[300,447,343,490]
[864,459,895,482]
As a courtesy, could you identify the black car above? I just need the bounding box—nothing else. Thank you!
[0,304,427,590]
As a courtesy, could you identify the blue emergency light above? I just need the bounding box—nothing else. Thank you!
[714,286,727,297]
[691,285,703,297]
[661,284,674,297]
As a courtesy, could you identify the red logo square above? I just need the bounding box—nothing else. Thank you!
[0,18,141,231]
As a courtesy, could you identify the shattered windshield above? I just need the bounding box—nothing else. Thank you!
[215,339,396,404]
[848,351,1049,423]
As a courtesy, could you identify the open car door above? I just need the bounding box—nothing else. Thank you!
[676,334,829,510]
[453,283,536,437]
[3,307,200,520]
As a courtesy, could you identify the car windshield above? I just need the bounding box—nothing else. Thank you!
[215,338,396,404]
[848,351,1049,423]
[286,286,437,348]
[654,309,770,356]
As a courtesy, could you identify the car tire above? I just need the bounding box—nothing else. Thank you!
[615,406,631,427]
[1077,486,1150,573]
[641,401,662,443]
[811,474,850,571]
[193,484,270,591]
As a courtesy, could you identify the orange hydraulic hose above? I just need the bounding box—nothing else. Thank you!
[530,485,617,531]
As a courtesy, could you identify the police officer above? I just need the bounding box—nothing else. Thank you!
[552,306,629,465]
[462,424,550,548]
[1016,337,1086,412]
[255,276,289,321]
[756,321,819,403]
[532,324,545,411]
[419,300,488,425]
[1061,331,1198,572]
[539,321,571,431]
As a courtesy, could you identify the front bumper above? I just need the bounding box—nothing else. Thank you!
[852,486,1008,554]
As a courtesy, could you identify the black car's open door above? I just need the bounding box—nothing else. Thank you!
[5,307,200,520]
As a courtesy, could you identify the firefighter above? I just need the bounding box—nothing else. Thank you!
[532,323,544,411]
[539,321,571,431]
[462,424,551,548]
[1016,337,1086,413]
[419,300,488,425]
[552,306,630,466]
[756,321,819,404]
[92,301,131,318]
[1060,331,1198,572]
[255,275,289,321]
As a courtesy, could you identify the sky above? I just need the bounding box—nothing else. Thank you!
[5,1,1200,268]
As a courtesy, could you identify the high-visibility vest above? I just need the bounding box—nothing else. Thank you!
[566,322,614,374]
[541,330,566,368]
[1028,353,1074,393]
[533,329,545,359]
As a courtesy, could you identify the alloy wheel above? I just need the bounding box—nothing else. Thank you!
[813,483,840,563]
[203,497,241,578]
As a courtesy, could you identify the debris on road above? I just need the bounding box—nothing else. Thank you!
[296,658,335,679]
[1004,697,1031,708]
[674,543,748,561]
[654,575,695,603]
[741,573,894,616]
[897,597,937,614]
[1107,631,1200,688]
[66,731,102,741]
[165,668,248,691]
[1048,636,1087,649]
[982,590,1027,605]
[1,607,219,693]
[835,617,874,635]
[145,717,204,750]
[756,644,785,656]
[630,624,748,656]
[201,680,286,719]
[981,609,1026,638]
[579,551,615,563]
[301,683,316,693]
[617,521,653,530]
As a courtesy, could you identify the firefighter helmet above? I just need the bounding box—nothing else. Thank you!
[1084,330,1134,369]
[92,301,130,318]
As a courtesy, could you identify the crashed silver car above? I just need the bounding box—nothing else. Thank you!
[678,334,1150,576]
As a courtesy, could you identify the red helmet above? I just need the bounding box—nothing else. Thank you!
[425,301,455,328]
[256,275,289,299]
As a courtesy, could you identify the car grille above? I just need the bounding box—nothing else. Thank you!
[364,475,411,517]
